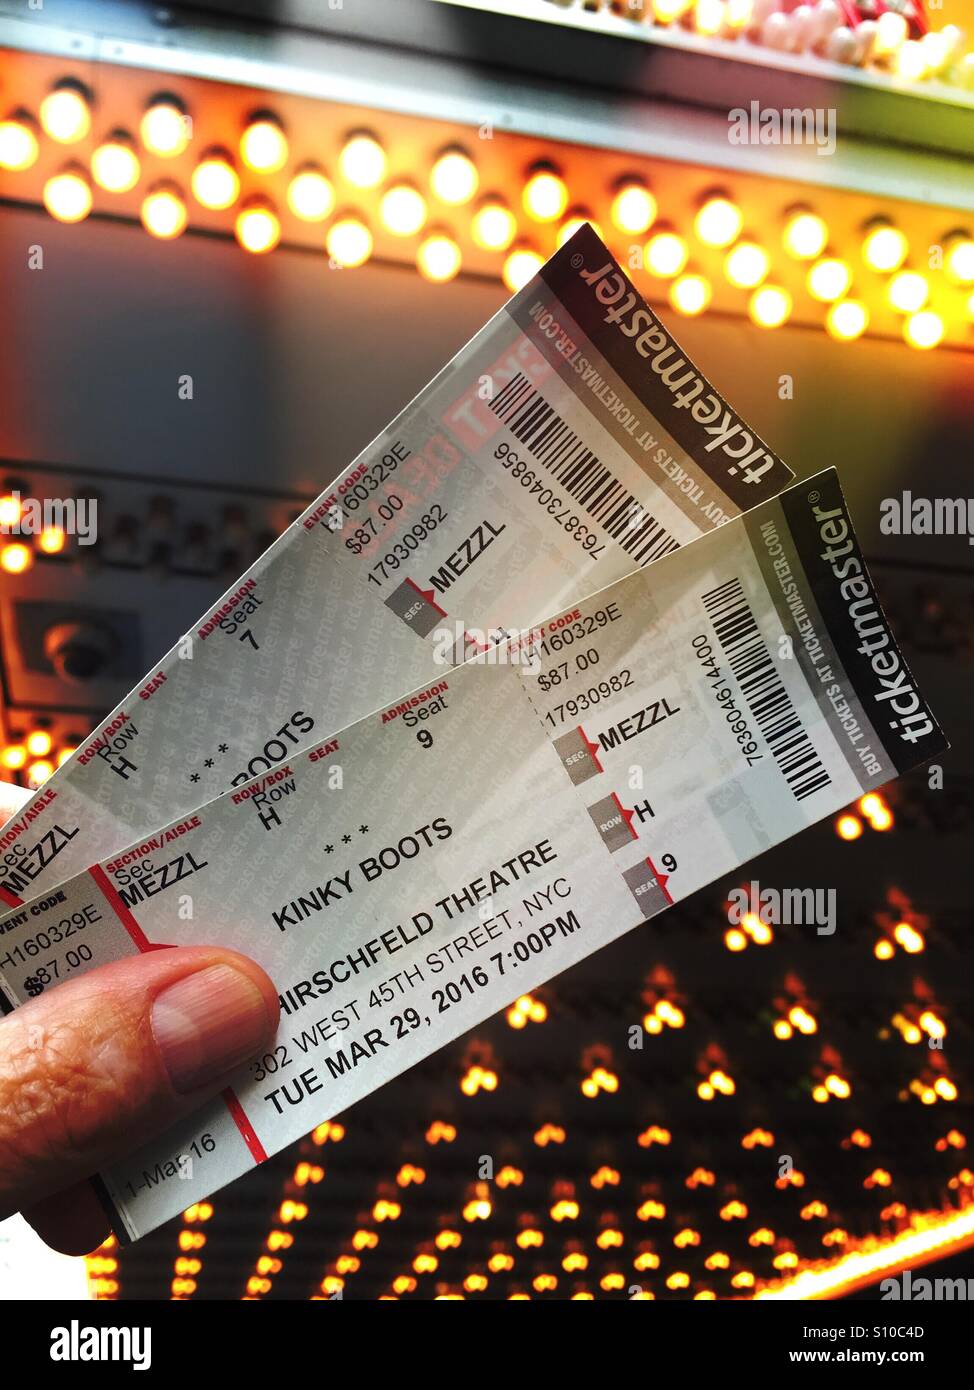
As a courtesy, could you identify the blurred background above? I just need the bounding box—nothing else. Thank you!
[0,0,972,1300]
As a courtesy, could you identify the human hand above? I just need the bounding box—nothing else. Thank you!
[0,781,279,1254]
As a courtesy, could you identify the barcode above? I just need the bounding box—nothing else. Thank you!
[701,577,831,803]
[489,372,680,567]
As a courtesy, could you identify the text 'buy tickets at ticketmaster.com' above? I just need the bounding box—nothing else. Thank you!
[0,469,946,1240]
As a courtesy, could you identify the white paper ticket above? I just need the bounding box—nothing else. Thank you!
[0,468,946,1240]
[0,224,792,910]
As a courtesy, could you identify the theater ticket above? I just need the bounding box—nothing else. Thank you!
[0,468,946,1240]
[0,223,792,908]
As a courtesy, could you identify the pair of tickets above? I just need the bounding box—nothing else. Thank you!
[0,226,946,1241]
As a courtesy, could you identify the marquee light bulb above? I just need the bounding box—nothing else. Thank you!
[749,284,792,328]
[43,168,92,223]
[862,221,908,273]
[240,116,287,173]
[40,83,90,143]
[903,310,944,350]
[417,232,461,282]
[503,246,543,292]
[694,194,742,248]
[471,200,517,251]
[326,216,373,267]
[523,166,568,223]
[826,299,869,341]
[26,730,52,757]
[0,542,32,574]
[339,133,386,189]
[91,136,140,193]
[141,100,190,157]
[611,180,657,235]
[724,240,770,289]
[0,495,21,526]
[430,149,478,206]
[141,185,187,239]
[807,257,852,302]
[887,271,929,313]
[782,209,828,260]
[380,184,427,236]
[238,116,284,175]
[669,272,711,315]
[287,168,335,222]
[28,759,54,787]
[1,744,27,770]
[646,230,689,278]
[38,525,66,554]
[0,117,39,171]
[235,201,281,254]
[944,234,974,286]
[191,152,240,210]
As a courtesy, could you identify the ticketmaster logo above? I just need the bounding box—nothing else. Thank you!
[50,1321,151,1370]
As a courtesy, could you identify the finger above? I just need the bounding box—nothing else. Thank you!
[0,780,31,822]
[0,945,279,1220]
[22,1180,109,1256]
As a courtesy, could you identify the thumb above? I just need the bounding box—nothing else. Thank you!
[0,945,279,1221]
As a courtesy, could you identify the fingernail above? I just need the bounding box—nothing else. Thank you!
[152,965,271,1093]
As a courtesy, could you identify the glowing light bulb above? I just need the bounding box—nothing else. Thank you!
[339,133,386,189]
[558,212,603,248]
[903,310,944,350]
[430,149,478,206]
[91,136,140,193]
[523,166,568,223]
[240,117,288,173]
[695,194,742,248]
[874,10,908,56]
[57,747,76,767]
[887,271,929,313]
[724,240,770,288]
[471,200,517,251]
[191,152,239,210]
[646,230,689,278]
[724,927,747,952]
[326,216,373,267]
[503,246,543,292]
[694,0,726,34]
[945,234,974,286]
[40,84,90,144]
[141,185,187,240]
[782,209,828,260]
[749,285,791,328]
[287,168,335,222]
[1,744,27,770]
[669,273,711,315]
[653,0,692,20]
[0,542,31,574]
[27,759,54,787]
[0,117,39,171]
[862,222,908,273]
[826,299,869,341]
[235,201,281,254]
[380,184,427,236]
[43,168,92,224]
[895,40,928,81]
[836,813,863,840]
[26,730,52,757]
[0,494,22,527]
[417,232,461,283]
[611,180,657,235]
[38,525,66,554]
[807,258,852,302]
[141,100,190,157]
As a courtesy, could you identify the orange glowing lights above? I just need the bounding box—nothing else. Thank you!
[1,542,32,574]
